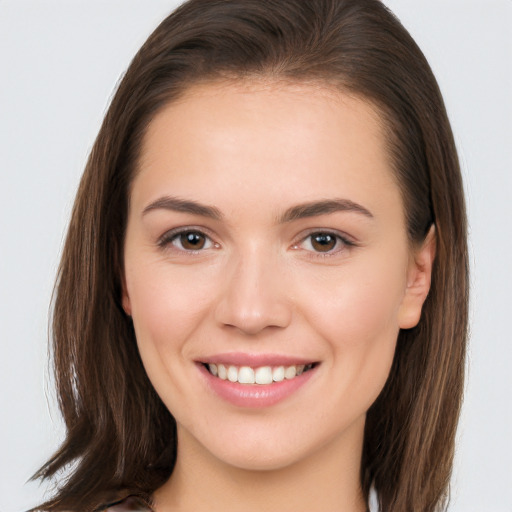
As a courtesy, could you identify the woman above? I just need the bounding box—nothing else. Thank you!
[33,0,468,511]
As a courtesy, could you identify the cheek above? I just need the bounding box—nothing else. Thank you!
[125,261,222,417]
[125,260,218,357]
[305,256,406,341]
[297,251,408,399]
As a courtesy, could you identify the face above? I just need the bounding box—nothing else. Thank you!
[122,82,434,472]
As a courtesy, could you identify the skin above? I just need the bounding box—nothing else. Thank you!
[122,81,435,512]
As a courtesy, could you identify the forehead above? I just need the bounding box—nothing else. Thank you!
[132,80,402,223]
[139,80,388,167]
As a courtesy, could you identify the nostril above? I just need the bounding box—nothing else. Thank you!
[215,301,292,335]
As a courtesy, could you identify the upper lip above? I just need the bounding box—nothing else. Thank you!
[198,352,317,367]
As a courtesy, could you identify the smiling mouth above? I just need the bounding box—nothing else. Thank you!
[203,362,317,385]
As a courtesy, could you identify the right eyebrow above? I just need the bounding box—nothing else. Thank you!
[142,196,223,220]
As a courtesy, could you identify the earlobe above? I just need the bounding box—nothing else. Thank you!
[398,225,436,329]
[121,275,132,316]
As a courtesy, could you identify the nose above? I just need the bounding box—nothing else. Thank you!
[214,248,292,336]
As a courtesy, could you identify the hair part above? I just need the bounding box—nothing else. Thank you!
[34,1,468,511]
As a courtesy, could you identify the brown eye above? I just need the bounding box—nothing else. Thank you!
[179,231,207,250]
[310,233,337,252]
[159,228,216,253]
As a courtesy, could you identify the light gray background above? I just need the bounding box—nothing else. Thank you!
[1,1,511,511]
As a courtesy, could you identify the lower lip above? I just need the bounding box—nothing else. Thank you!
[197,363,317,408]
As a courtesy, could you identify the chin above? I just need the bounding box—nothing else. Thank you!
[211,443,312,472]
[178,411,365,475]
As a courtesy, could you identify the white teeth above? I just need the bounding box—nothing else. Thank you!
[207,362,314,385]
[272,366,285,382]
[227,365,238,382]
[255,366,273,384]
[238,366,255,384]
[217,364,227,380]
[284,366,297,379]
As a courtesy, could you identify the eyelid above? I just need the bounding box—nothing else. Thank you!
[157,226,219,252]
[156,226,356,256]
[292,229,356,256]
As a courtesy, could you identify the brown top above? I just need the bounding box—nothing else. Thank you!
[103,497,153,511]
[103,487,380,511]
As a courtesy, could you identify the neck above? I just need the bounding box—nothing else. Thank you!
[153,416,367,512]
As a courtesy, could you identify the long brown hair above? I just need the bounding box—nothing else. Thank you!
[34,1,468,511]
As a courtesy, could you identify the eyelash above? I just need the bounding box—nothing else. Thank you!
[157,227,355,256]
[157,227,218,253]
[292,230,355,257]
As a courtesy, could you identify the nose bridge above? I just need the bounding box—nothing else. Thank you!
[215,242,291,335]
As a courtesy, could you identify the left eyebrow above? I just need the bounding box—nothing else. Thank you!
[278,199,374,223]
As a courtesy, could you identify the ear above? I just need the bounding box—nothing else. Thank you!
[398,225,436,329]
[121,274,132,316]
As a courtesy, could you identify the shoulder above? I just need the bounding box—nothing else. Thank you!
[101,496,153,512]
